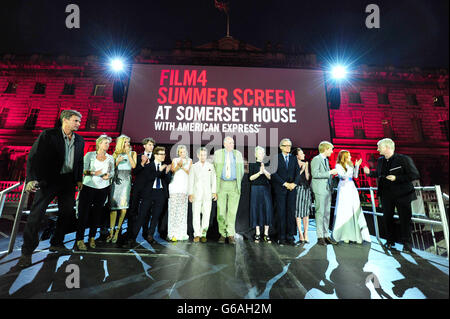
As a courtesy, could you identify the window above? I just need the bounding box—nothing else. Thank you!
[406,94,418,106]
[433,96,446,107]
[4,82,17,94]
[348,92,362,104]
[377,93,390,105]
[440,120,449,141]
[0,107,10,127]
[33,82,46,95]
[62,83,75,95]
[24,109,40,130]
[92,84,105,97]
[352,116,365,138]
[86,109,99,130]
[411,118,424,142]
[382,119,395,138]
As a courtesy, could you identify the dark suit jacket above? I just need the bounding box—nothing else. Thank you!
[133,153,154,191]
[26,127,84,186]
[271,153,302,195]
[368,153,420,200]
[141,161,172,198]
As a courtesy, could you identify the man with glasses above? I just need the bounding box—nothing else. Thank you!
[213,136,244,244]
[271,138,301,245]
[129,146,171,244]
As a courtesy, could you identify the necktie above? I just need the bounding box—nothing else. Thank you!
[285,155,289,168]
[156,163,161,189]
[325,158,329,170]
[225,152,231,179]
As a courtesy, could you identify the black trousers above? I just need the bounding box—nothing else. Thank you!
[22,174,76,256]
[127,184,146,240]
[131,188,166,241]
[75,185,110,241]
[381,194,413,244]
[274,191,296,241]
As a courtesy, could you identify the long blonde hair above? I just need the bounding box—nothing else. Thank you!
[337,150,353,172]
[113,135,130,159]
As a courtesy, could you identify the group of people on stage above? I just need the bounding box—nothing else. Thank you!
[17,109,420,268]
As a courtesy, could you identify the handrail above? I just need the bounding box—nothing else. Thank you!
[345,185,449,260]
[0,182,22,219]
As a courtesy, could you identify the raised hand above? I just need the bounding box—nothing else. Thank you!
[363,166,370,175]
[356,158,363,166]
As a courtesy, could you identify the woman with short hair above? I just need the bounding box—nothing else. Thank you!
[75,135,114,251]
[249,146,273,243]
[167,145,192,241]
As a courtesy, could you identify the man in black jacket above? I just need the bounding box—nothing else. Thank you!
[125,137,155,245]
[18,110,85,268]
[364,138,420,253]
[271,138,302,245]
[128,146,172,244]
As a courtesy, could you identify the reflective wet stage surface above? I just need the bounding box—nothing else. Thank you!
[0,221,448,299]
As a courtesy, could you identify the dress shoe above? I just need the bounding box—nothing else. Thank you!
[74,240,87,251]
[228,236,236,245]
[146,235,155,244]
[403,243,413,253]
[383,242,395,250]
[277,239,287,245]
[287,238,295,246]
[17,255,32,268]
[201,237,207,243]
[218,236,226,244]
[49,244,72,253]
[263,235,272,244]
[317,238,327,246]
[325,237,338,245]
[193,236,200,243]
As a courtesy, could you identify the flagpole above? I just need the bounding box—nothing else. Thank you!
[226,12,230,37]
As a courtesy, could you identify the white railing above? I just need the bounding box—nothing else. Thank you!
[0,182,22,219]
[353,185,449,259]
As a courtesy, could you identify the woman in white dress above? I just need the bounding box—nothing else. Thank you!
[168,145,192,241]
[332,150,371,244]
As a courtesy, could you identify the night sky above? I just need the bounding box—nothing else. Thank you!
[1,0,448,68]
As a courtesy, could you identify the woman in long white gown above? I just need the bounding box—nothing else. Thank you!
[332,150,371,244]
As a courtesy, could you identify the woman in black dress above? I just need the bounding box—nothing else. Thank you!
[249,146,273,243]
[294,148,313,243]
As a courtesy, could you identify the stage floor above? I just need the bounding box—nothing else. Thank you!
[0,221,448,299]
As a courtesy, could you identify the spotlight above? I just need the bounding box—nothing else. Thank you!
[110,58,125,72]
[331,65,348,80]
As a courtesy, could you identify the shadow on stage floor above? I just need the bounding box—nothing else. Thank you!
[0,221,448,299]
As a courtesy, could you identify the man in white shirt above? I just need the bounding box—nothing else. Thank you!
[188,147,217,243]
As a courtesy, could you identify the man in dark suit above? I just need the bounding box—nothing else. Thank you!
[126,137,155,244]
[18,110,85,268]
[129,146,172,244]
[364,138,420,253]
[271,138,301,245]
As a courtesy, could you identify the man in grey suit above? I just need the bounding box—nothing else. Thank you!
[311,141,338,246]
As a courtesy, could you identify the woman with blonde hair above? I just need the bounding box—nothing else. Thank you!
[75,135,114,250]
[167,144,192,241]
[332,150,371,244]
[109,135,137,243]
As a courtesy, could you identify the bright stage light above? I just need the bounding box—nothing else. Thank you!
[331,65,348,80]
[110,58,124,72]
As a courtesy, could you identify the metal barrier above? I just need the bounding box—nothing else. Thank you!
[357,185,449,259]
[0,182,22,219]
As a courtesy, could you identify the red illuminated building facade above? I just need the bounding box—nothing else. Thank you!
[0,37,448,191]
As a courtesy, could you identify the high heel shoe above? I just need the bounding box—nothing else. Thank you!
[112,229,120,244]
[263,235,272,244]
[106,231,114,243]
[89,237,96,249]
[75,240,87,251]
